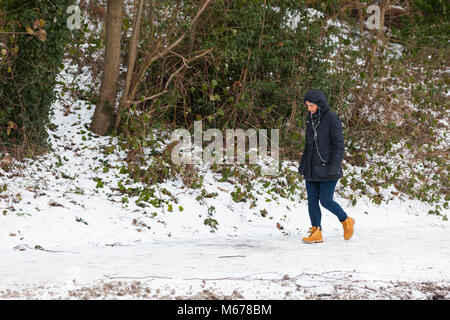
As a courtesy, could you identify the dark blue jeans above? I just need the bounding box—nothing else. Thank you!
[305,179,348,230]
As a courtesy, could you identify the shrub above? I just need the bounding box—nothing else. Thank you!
[0,0,74,155]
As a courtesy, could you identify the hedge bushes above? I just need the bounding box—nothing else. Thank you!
[124,0,349,160]
[0,0,74,152]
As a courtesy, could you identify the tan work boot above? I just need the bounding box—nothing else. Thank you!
[341,217,355,240]
[302,226,323,244]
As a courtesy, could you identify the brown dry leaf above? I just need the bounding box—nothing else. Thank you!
[26,26,34,35]
[36,29,47,41]
[9,233,16,237]
[6,121,15,136]
[276,222,283,230]
[33,19,41,30]
[0,155,13,168]
[48,200,63,207]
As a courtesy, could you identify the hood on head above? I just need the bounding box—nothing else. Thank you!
[303,89,330,114]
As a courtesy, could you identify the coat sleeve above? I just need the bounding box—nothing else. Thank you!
[298,119,309,174]
[298,142,308,174]
[328,115,345,175]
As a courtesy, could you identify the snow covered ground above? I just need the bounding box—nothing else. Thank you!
[1,198,449,299]
[0,61,449,300]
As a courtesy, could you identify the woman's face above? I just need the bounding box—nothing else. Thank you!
[306,101,318,114]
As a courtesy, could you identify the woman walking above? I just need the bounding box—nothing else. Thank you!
[298,89,355,243]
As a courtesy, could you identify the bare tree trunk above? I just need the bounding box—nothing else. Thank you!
[91,0,123,135]
[113,0,145,131]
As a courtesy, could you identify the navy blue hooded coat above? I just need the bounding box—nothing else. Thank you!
[298,89,344,182]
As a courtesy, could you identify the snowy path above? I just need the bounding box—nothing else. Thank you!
[1,212,449,299]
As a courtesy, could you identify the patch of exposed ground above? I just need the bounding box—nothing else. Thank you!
[1,278,448,300]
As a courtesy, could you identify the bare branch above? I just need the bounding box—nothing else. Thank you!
[128,90,168,105]
[114,0,214,131]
